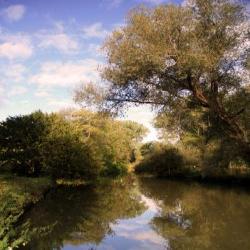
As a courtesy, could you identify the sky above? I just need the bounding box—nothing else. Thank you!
[4,0,247,141]
[0,0,186,141]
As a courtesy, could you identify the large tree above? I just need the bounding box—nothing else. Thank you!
[75,0,250,156]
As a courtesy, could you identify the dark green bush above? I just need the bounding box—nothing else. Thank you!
[0,111,50,176]
[101,162,127,177]
[0,112,100,179]
[136,143,185,177]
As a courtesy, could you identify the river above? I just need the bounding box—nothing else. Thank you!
[15,176,250,250]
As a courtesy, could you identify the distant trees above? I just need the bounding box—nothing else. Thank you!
[60,109,148,176]
[0,110,147,178]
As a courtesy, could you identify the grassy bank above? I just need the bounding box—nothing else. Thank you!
[0,174,53,249]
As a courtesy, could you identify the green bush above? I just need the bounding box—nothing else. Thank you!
[41,114,100,179]
[101,162,127,177]
[0,111,50,176]
[0,112,100,179]
[136,143,185,177]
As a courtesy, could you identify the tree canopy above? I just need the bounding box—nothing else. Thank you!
[75,0,249,158]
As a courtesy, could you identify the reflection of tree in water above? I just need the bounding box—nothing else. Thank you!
[16,176,145,249]
[138,177,250,250]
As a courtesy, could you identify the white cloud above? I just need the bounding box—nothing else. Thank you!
[8,86,27,96]
[1,5,26,22]
[0,83,5,98]
[3,64,27,82]
[102,0,123,9]
[0,82,10,106]
[0,35,33,60]
[38,33,79,53]
[83,22,109,39]
[34,90,50,97]
[30,59,100,87]
[47,98,77,110]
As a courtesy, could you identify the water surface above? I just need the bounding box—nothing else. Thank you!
[16,176,250,250]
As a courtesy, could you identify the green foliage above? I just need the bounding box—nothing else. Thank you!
[101,162,127,177]
[136,143,186,177]
[0,112,100,179]
[41,114,100,179]
[155,90,250,170]
[0,110,147,179]
[0,174,53,248]
[60,109,147,176]
[0,111,50,176]
[136,139,250,179]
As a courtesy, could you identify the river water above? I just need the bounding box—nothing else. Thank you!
[17,176,250,250]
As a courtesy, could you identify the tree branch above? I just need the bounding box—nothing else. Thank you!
[107,97,166,105]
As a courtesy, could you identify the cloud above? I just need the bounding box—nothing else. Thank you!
[34,90,50,97]
[36,22,79,53]
[0,83,5,99]
[30,59,100,87]
[47,98,77,110]
[83,22,109,39]
[3,64,27,82]
[8,86,27,96]
[0,82,11,106]
[102,0,123,9]
[0,35,33,60]
[1,4,26,22]
[38,33,79,53]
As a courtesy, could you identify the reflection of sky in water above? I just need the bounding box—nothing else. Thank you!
[63,195,169,250]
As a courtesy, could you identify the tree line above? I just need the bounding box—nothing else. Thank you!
[0,110,147,179]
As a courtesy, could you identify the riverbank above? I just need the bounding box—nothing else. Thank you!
[0,174,140,249]
[135,168,250,187]
[0,174,54,249]
[0,174,111,249]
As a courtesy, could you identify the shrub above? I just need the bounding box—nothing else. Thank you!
[0,112,100,179]
[101,162,127,177]
[0,111,50,176]
[42,114,100,179]
[136,143,185,177]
